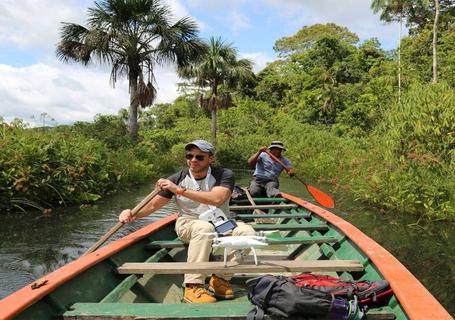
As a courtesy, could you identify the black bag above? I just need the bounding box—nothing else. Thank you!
[231,185,247,200]
[246,275,361,320]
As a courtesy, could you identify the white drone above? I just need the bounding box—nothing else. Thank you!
[202,231,278,266]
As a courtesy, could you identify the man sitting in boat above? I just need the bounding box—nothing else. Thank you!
[248,141,295,197]
[119,139,255,304]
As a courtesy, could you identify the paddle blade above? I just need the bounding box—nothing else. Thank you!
[305,184,335,208]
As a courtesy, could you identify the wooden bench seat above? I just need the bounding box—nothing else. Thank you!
[64,303,254,319]
[146,235,337,249]
[117,260,364,275]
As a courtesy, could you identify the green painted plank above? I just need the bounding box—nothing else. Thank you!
[236,213,310,219]
[64,303,254,319]
[266,235,337,245]
[100,275,140,303]
[365,306,397,319]
[230,204,297,210]
[101,249,170,303]
[230,197,286,204]
[146,240,186,249]
[320,243,337,259]
[253,223,328,231]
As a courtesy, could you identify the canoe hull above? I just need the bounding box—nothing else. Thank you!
[0,194,451,320]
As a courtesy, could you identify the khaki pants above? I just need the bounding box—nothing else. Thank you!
[175,216,255,284]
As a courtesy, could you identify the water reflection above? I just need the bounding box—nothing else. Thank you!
[0,183,176,299]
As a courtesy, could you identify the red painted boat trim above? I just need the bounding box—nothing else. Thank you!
[282,193,452,320]
[0,214,178,320]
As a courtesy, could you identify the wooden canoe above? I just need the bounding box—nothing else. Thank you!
[0,193,451,320]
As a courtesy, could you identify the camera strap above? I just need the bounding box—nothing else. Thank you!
[188,167,217,213]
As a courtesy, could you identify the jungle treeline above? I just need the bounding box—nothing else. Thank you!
[1,15,454,220]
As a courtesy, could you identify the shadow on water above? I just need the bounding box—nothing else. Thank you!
[0,171,454,316]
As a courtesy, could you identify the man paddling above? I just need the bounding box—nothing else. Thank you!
[248,140,295,198]
[119,140,255,303]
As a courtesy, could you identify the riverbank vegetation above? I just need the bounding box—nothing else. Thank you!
[1,1,453,221]
[0,116,155,214]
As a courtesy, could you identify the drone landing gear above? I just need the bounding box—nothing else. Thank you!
[223,247,259,267]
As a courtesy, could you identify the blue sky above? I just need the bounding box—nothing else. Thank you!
[0,0,401,125]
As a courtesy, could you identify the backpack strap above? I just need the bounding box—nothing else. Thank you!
[247,277,281,320]
[247,305,265,320]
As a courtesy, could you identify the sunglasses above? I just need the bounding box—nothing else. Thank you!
[185,153,206,161]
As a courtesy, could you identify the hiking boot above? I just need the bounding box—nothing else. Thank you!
[183,284,217,303]
[209,275,234,300]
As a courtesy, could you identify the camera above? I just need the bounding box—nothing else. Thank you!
[199,208,237,234]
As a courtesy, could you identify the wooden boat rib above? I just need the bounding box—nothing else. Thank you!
[0,193,451,320]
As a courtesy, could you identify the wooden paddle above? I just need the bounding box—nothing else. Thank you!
[241,187,274,223]
[265,150,335,208]
[84,188,161,255]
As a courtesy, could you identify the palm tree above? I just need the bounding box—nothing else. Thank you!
[178,37,254,144]
[56,0,206,141]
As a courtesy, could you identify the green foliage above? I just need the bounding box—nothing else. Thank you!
[217,98,278,167]
[0,126,155,213]
[401,29,434,84]
[382,82,455,170]
[142,98,205,130]
[254,61,296,108]
[4,17,455,222]
[72,114,131,149]
[438,24,455,87]
[269,29,394,128]
[137,111,211,172]
[369,83,455,218]
[273,23,359,58]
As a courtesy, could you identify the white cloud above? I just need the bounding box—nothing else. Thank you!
[227,11,251,34]
[263,0,402,49]
[0,63,126,124]
[162,0,208,32]
[0,0,86,51]
[240,52,275,72]
[0,62,179,125]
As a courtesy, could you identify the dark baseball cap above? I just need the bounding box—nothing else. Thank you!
[184,140,215,155]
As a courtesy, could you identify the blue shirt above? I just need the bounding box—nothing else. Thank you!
[253,153,292,181]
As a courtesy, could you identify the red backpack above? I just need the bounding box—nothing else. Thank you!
[291,273,393,306]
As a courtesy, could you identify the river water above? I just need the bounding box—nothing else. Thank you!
[0,171,453,315]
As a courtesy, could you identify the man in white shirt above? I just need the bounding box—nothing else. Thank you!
[119,140,255,303]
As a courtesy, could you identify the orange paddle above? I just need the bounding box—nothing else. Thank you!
[265,150,335,208]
